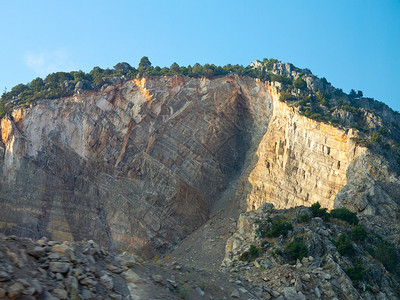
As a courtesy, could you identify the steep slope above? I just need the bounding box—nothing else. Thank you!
[0,75,272,255]
[236,85,366,211]
[1,71,400,260]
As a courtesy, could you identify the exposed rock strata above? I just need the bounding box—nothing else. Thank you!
[0,74,392,256]
[236,85,366,211]
[0,76,271,254]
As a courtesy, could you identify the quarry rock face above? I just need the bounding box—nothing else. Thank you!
[237,86,366,212]
[0,76,270,254]
[0,75,398,256]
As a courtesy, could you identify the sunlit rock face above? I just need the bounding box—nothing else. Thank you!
[0,75,373,255]
[236,86,366,212]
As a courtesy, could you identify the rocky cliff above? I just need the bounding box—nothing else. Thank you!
[0,75,269,255]
[236,85,366,212]
[0,74,398,258]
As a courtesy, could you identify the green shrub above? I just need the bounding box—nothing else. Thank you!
[351,225,367,241]
[299,213,311,223]
[249,244,260,258]
[293,77,308,90]
[310,202,330,220]
[257,216,293,238]
[372,242,399,272]
[333,233,355,256]
[345,263,366,284]
[239,244,260,262]
[330,208,359,225]
[177,285,189,299]
[279,90,296,102]
[286,237,308,263]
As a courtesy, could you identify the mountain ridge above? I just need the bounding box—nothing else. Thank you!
[1,60,400,299]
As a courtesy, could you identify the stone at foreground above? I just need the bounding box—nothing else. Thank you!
[0,234,260,299]
[221,204,400,300]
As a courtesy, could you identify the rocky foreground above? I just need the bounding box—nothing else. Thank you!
[222,203,400,299]
[0,234,263,299]
[1,202,400,299]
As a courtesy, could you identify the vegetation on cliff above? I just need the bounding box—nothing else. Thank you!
[2,56,400,169]
[223,203,400,299]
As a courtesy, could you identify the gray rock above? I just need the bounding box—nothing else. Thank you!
[319,273,331,280]
[0,270,11,281]
[195,286,205,296]
[0,288,5,298]
[100,273,114,290]
[81,288,95,300]
[231,289,240,298]
[109,293,123,300]
[271,290,281,297]
[80,277,97,288]
[22,286,36,295]
[283,287,306,300]
[151,274,163,283]
[7,282,24,299]
[28,246,46,258]
[315,287,321,298]
[40,291,58,300]
[53,288,68,299]
[106,264,123,274]
[37,267,47,276]
[86,255,96,264]
[16,278,30,287]
[47,253,60,260]
[49,262,70,273]
[66,276,78,297]
[301,273,311,281]
[31,279,42,294]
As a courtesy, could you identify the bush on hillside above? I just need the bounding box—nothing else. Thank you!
[257,216,293,238]
[330,208,359,225]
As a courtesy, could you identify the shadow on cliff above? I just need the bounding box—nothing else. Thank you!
[0,141,115,251]
[231,95,274,213]
[0,76,274,256]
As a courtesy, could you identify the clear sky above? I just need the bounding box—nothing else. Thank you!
[1,0,399,111]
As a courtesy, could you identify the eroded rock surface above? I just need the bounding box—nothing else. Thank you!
[236,86,366,211]
[0,76,272,254]
[222,203,400,299]
[0,74,397,258]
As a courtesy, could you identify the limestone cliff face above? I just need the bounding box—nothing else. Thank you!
[0,75,374,255]
[237,87,366,211]
[0,76,273,255]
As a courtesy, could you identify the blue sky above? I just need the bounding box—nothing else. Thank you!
[1,0,399,111]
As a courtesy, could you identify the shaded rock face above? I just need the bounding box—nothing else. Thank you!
[0,76,273,255]
[0,75,370,255]
[335,153,400,244]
